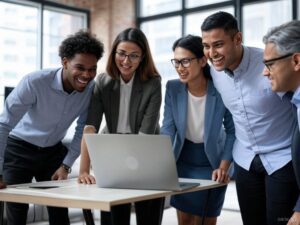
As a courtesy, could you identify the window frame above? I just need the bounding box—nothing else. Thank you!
[0,0,89,70]
[136,0,297,35]
[0,0,89,107]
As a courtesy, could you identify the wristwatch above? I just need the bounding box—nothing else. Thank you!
[61,164,72,174]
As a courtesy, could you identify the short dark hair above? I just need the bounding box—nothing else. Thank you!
[106,28,160,81]
[59,30,104,61]
[172,35,211,80]
[201,11,239,35]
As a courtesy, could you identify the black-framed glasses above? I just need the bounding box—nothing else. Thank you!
[171,57,197,68]
[263,53,293,72]
[115,51,141,62]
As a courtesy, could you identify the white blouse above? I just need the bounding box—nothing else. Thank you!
[185,91,206,143]
[116,75,135,134]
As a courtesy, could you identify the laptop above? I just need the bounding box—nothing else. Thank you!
[84,134,200,191]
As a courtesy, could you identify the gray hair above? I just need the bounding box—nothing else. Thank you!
[263,20,300,55]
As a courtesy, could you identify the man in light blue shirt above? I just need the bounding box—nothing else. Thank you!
[201,12,298,225]
[263,20,300,225]
[0,30,104,225]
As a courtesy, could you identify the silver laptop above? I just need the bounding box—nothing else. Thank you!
[84,134,199,191]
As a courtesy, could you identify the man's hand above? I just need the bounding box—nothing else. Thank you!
[51,166,68,180]
[288,212,300,225]
[0,176,7,189]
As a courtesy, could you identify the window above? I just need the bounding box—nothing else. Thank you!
[243,0,292,48]
[43,7,87,68]
[186,0,230,8]
[141,16,181,77]
[298,0,300,19]
[141,16,181,84]
[185,7,234,36]
[4,39,16,46]
[0,0,39,100]
[140,0,181,17]
[0,0,88,109]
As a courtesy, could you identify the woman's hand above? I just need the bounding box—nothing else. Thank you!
[212,168,230,183]
[212,160,231,183]
[78,172,96,184]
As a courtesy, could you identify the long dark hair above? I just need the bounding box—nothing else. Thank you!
[106,28,160,81]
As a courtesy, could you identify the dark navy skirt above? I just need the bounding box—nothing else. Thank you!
[171,139,227,217]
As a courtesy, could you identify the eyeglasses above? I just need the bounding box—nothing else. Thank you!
[263,53,293,72]
[115,51,141,62]
[170,58,197,68]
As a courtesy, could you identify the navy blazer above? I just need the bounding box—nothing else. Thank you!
[160,79,235,169]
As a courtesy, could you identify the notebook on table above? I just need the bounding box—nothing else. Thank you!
[84,134,199,191]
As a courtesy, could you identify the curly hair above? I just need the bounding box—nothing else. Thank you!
[59,30,104,60]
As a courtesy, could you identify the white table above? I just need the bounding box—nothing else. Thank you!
[0,178,225,224]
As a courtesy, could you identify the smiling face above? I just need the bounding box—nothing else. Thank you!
[263,43,299,92]
[202,28,242,71]
[62,53,98,93]
[115,41,143,82]
[173,47,206,84]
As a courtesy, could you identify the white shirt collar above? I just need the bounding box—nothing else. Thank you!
[120,73,135,88]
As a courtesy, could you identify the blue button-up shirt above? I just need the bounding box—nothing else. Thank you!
[292,87,300,129]
[0,68,94,174]
[211,46,296,175]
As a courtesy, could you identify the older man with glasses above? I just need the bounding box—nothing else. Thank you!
[263,20,300,225]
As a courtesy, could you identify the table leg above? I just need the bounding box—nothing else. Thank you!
[83,209,95,225]
[0,201,5,225]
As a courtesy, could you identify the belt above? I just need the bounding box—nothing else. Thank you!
[8,135,62,151]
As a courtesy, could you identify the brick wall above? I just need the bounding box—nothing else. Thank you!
[54,0,136,71]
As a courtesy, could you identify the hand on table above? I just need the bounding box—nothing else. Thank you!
[51,166,68,180]
[212,168,230,183]
[78,172,96,184]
